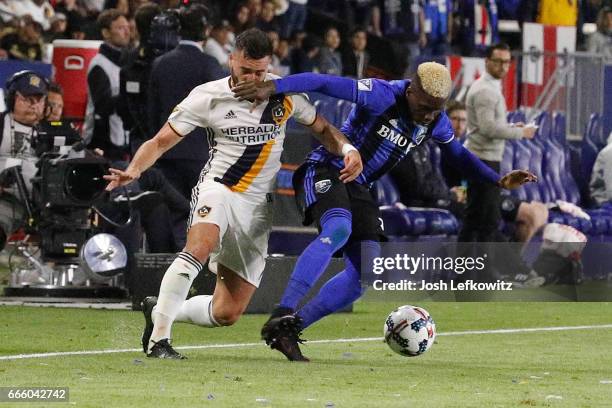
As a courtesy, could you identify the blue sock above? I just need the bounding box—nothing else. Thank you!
[279,208,352,310]
[298,240,380,329]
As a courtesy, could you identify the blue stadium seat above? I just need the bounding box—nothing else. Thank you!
[404,207,459,235]
[579,113,604,203]
[552,111,566,146]
[372,174,401,205]
[512,140,540,201]
[373,175,458,236]
[500,139,515,177]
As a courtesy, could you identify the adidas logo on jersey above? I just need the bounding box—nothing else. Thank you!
[224,110,237,119]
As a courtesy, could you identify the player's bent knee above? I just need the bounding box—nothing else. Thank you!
[327,218,352,247]
[523,202,549,229]
[181,245,210,264]
[213,309,243,326]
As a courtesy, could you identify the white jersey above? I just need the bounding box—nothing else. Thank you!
[168,74,316,195]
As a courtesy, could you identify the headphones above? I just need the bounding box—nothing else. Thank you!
[4,70,49,112]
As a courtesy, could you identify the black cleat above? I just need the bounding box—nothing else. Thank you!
[261,314,309,362]
[141,296,157,353]
[147,338,187,359]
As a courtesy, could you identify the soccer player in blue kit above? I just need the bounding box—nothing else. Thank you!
[232,62,537,361]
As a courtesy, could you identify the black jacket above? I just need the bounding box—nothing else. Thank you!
[147,42,225,162]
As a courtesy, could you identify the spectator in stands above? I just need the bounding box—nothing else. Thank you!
[0,1,19,24]
[348,0,374,30]
[342,26,368,78]
[53,0,87,39]
[459,43,537,243]
[589,132,612,209]
[44,12,69,42]
[81,0,105,15]
[147,4,225,199]
[317,26,342,75]
[266,29,290,75]
[104,0,130,16]
[441,100,467,188]
[246,0,263,24]
[455,0,499,56]
[0,16,44,61]
[289,33,320,73]
[12,0,55,31]
[421,0,452,56]
[256,0,280,32]
[537,0,579,26]
[447,99,467,141]
[588,7,612,59]
[84,9,131,161]
[230,2,252,36]
[342,28,370,79]
[371,0,424,75]
[280,0,307,39]
[45,82,64,121]
[205,19,232,68]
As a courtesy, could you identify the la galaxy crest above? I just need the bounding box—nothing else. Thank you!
[272,103,285,121]
[197,205,211,218]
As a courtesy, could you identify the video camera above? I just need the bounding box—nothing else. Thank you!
[7,120,110,259]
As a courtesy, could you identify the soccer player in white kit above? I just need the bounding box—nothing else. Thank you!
[104,28,363,359]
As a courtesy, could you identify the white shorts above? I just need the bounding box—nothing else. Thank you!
[188,179,273,287]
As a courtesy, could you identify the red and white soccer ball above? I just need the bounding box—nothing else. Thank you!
[384,305,436,357]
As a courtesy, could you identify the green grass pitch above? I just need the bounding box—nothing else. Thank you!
[1,298,612,407]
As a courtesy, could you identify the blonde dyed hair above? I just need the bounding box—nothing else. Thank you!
[417,62,452,99]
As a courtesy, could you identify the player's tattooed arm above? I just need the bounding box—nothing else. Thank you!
[309,114,363,183]
[104,122,182,191]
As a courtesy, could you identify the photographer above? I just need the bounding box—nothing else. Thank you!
[0,70,48,247]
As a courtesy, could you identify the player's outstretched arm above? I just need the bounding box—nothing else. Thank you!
[439,138,537,189]
[308,114,363,183]
[104,122,183,191]
[232,73,357,108]
[498,170,538,189]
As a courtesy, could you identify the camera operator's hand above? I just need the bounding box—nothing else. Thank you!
[104,167,141,191]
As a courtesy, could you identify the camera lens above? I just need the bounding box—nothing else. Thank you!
[65,164,107,203]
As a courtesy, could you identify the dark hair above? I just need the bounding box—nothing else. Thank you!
[134,3,161,42]
[235,28,273,59]
[485,42,510,59]
[97,9,126,31]
[324,26,338,35]
[48,82,64,96]
[446,100,466,115]
[301,34,321,53]
[350,26,367,37]
[179,3,209,41]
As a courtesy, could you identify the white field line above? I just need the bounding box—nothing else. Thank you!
[2,324,612,361]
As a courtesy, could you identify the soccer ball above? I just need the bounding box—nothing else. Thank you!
[384,305,436,357]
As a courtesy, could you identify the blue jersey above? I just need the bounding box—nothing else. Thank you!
[306,78,454,185]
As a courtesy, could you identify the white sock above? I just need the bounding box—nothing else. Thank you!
[149,252,203,350]
[175,295,220,327]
